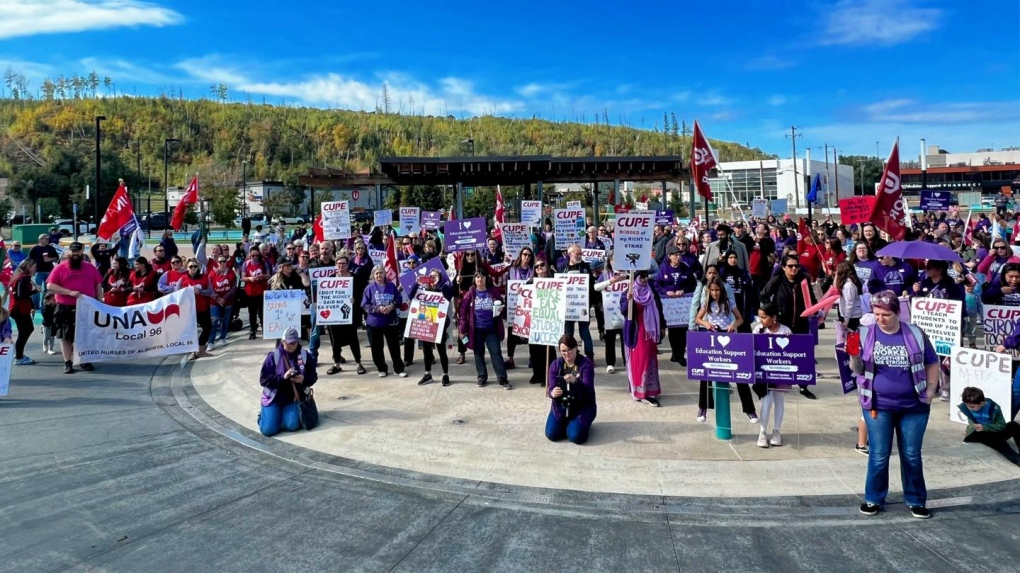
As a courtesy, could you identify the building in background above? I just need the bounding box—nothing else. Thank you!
[706,158,855,214]
[901,146,1020,196]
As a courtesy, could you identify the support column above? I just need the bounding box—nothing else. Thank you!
[375,184,382,211]
[455,182,464,219]
[536,181,544,223]
[592,180,600,228]
[714,382,732,440]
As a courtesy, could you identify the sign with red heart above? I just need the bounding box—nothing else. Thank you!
[314,276,354,325]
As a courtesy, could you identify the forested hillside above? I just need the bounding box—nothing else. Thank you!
[0,82,772,222]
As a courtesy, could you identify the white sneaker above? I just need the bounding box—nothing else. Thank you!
[378,371,388,378]
[770,430,782,447]
[206,343,214,353]
[606,365,615,374]
[217,339,227,347]
[46,349,57,355]
[397,372,408,378]
[757,430,770,448]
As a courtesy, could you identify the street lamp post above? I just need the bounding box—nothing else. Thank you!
[242,160,249,218]
[163,138,181,230]
[94,116,106,230]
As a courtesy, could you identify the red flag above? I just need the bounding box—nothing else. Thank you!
[492,186,505,239]
[171,176,199,232]
[312,213,323,242]
[869,141,908,241]
[964,211,975,244]
[384,230,399,283]
[97,182,136,240]
[691,120,718,203]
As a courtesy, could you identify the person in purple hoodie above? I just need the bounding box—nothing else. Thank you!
[258,327,318,437]
[655,245,698,365]
[459,272,511,389]
[873,256,918,296]
[360,265,406,378]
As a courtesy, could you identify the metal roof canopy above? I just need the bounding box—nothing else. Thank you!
[298,155,688,187]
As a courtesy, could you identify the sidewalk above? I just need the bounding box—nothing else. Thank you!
[190,323,1019,498]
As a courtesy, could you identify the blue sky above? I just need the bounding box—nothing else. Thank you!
[1,0,1018,159]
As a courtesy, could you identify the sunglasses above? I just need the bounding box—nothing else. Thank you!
[873,295,895,305]
[172,260,182,264]
[535,263,546,268]
[784,264,799,269]
[187,265,199,269]
[996,245,1009,250]
[286,247,295,250]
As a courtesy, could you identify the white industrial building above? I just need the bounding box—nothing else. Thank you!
[706,158,855,214]
[916,145,1020,168]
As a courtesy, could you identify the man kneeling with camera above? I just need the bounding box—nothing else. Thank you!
[546,334,597,445]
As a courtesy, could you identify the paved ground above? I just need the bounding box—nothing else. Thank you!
[2,323,1020,572]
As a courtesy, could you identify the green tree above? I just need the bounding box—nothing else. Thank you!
[0,197,13,225]
[205,186,240,226]
[841,155,884,196]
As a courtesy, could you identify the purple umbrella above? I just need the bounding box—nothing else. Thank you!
[875,241,962,263]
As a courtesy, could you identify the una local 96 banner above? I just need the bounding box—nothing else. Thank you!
[73,288,199,364]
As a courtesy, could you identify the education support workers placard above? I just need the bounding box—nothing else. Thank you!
[686,331,755,383]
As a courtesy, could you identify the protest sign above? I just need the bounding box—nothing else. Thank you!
[421,211,443,230]
[308,266,336,296]
[554,208,586,249]
[320,201,351,240]
[398,207,421,236]
[562,273,590,321]
[374,209,393,229]
[73,288,199,363]
[489,262,509,289]
[753,334,816,385]
[661,294,693,327]
[839,196,878,225]
[566,201,583,209]
[751,198,768,218]
[507,280,526,327]
[581,249,605,265]
[512,284,534,339]
[770,198,788,214]
[655,210,674,226]
[521,201,543,227]
[601,277,629,331]
[613,210,655,270]
[398,257,445,295]
[443,217,488,252]
[981,305,1020,360]
[601,236,613,251]
[263,289,304,340]
[403,290,450,344]
[529,278,567,346]
[0,344,12,396]
[948,346,1013,425]
[315,276,354,325]
[920,190,951,212]
[499,223,532,261]
[834,343,858,394]
[908,298,962,355]
[686,331,755,383]
[369,249,387,267]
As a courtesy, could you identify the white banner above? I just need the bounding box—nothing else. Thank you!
[554,208,586,250]
[908,298,962,356]
[563,273,590,321]
[73,289,199,364]
[512,284,534,339]
[398,207,421,236]
[530,278,568,346]
[948,346,1013,425]
[374,209,393,229]
[263,289,304,340]
[403,290,450,343]
[981,305,1020,360]
[0,343,11,396]
[751,198,768,218]
[320,201,351,240]
[499,223,532,261]
[581,249,605,265]
[521,200,542,227]
[315,276,354,325]
[661,294,694,327]
[601,279,629,331]
[613,210,655,270]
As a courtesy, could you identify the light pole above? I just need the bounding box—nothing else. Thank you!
[163,138,181,229]
[94,116,106,229]
[241,160,249,218]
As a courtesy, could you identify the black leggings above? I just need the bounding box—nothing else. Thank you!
[422,339,449,374]
[11,310,33,359]
[506,328,525,359]
[667,326,688,360]
[247,294,263,334]
[327,325,361,364]
[604,328,626,367]
[529,343,554,385]
[698,380,756,414]
[197,309,212,346]
[368,325,404,374]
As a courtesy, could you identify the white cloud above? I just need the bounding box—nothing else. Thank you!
[857,99,1020,124]
[0,58,53,81]
[821,0,942,46]
[174,56,249,86]
[768,95,787,106]
[79,57,176,85]
[0,0,183,40]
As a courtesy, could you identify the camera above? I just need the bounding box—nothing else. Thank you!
[556,374,576,419]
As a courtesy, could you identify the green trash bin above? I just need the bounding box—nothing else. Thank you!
[13,224,54,246]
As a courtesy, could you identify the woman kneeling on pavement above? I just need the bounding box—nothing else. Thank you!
[258,326,317,437]
[849,290,940,519]
[545,335,596,444]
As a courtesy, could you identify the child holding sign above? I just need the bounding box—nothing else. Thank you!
[751,303,791,448]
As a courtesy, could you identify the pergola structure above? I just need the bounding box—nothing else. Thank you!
[298,155,689,226]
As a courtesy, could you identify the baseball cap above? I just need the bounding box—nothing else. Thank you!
[283,327,300,344]
[68,242,84,252]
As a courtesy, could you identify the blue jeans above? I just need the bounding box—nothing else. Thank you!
[210,304,232,342]
[863,404,930,507]
[259,402,301,436]
[545,410,594,444]
[309,311,322,358]
[32,271,50,310]
[473,327,507,382]
[1011,366,1020,420]
[564,320,594,358]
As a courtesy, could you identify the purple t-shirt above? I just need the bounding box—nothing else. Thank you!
[473,290,495,330]
[871,327,937,411]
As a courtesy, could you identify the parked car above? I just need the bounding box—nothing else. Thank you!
[140,213,169,231]
[233,213,270,227]
[10,215,33,225]
[52,218,94,236]
[272,215,305,226]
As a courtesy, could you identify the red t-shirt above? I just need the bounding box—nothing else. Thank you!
[797,240,823,279]
[210,269,237,305]
[128,270,159,305]
[179,273,211,312]
[242,259,269,297]
[103,272,130,307]
[151,258,172,276]
[47,261,103,306]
